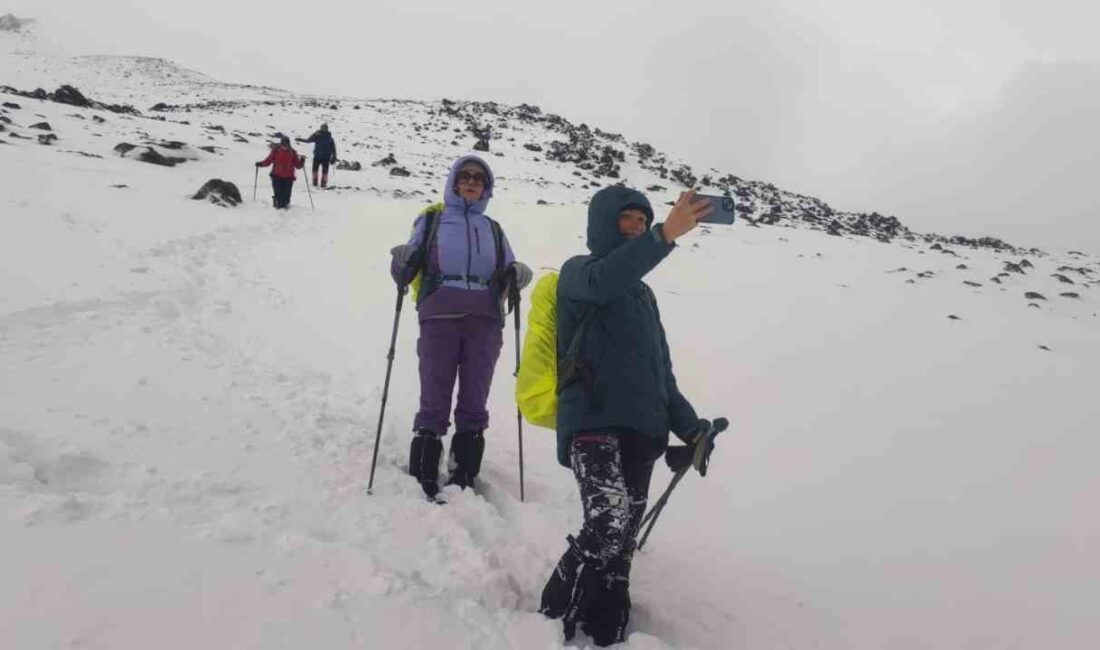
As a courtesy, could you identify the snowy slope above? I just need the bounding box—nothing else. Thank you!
[3,26,1100,650]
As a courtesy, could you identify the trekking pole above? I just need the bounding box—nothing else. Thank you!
[302,157,315,211]
[367,284,408,495]
[636,417,728,551]
[509,278,525,502]
[252,166,258,202]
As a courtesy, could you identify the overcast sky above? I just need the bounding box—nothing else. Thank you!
[9,0,1099,251]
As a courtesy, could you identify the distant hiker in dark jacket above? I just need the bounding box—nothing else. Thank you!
[389,155,533,499]
[255,136,305,209]
[539,186,715,646]
[299,124,337,188]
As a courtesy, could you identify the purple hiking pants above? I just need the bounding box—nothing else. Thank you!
[414,316,503,435]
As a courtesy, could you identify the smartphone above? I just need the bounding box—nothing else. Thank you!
[697,194,736,224]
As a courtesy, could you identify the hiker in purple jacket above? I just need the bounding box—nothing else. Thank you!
[390,155,533,499]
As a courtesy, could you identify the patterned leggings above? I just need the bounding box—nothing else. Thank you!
[569,433,655,567]
[540,431,656,644]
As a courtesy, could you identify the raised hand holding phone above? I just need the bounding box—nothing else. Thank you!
[697,194,736,224]
[661,190,713,243]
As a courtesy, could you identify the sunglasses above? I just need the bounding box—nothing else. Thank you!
[456,170,487,185]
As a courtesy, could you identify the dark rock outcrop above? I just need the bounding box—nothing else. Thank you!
[191,179,242,207]
[137,148,183,167]
[0,84,140,115]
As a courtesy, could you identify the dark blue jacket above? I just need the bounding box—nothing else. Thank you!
[304,130,336,161]
[555,186,699,467]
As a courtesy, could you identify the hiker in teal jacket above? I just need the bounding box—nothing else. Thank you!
[540,185,715,646]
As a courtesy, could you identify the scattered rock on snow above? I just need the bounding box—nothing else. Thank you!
[37,133,57,145]
[29,121,51,131]
[947,314,962,321]
[1004,262,1026,274]
[372,153,397,167]
[1024,291,1046,301]
[1060,292,1081,299]
[137,147,183,167]
[963,280,982,287]
[336,160,361,171]
[389,166,411,177]
[113,142,137,155]
[956,264,969,269]
[191,179,242,207]
[1051,273,1075,284]
[52,85,93,108]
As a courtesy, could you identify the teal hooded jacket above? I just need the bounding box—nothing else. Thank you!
[555,186,699,467]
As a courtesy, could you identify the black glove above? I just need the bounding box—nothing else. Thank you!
[254,162,262,167]
[665,418,718,475]
[664,445,692,472]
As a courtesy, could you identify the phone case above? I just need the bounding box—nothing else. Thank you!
[698,194,736,224]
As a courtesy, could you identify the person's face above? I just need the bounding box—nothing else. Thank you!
[618,208,648,238]
[455,165,487,201]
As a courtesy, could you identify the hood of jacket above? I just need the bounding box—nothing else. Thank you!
[586,185,654,257]
[443,155,494,214]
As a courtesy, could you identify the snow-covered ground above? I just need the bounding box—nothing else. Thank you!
[3,27,1100,649]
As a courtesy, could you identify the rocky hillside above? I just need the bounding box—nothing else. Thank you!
[0,26,1084,261]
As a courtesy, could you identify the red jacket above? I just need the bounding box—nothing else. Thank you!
[259,147,304,179]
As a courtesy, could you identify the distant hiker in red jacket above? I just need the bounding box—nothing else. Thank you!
[255,136,305,209]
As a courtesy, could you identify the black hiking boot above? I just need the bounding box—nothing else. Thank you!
[582,557,632,646]
[540,535,600,642]
[447,429,485,489]
[408,429,443,500]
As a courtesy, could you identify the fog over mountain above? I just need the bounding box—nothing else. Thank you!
[4,0,1097,252]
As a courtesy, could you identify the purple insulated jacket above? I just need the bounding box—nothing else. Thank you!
[391,155,516,322]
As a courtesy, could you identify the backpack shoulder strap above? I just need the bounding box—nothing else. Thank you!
[557,304,599,395]
[417,205,443,275]
[487,216,505,274]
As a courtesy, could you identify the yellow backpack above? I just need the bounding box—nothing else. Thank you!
[516,273,560,429]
